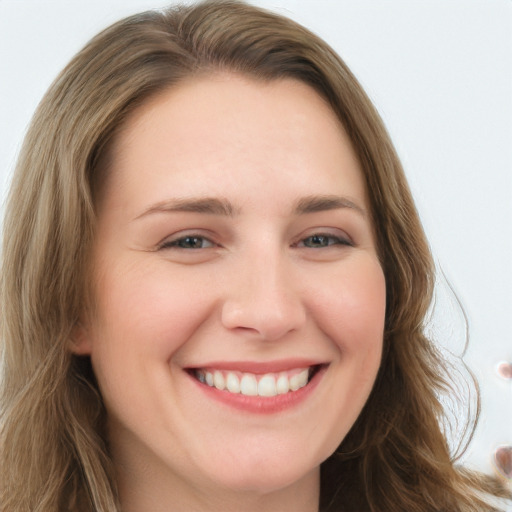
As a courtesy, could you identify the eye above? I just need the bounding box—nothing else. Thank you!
[159,235,216,250]
[298,233,353,249]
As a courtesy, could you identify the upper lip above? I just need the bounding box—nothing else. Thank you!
[187,358,326,374]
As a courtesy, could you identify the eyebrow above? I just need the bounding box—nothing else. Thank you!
[293,195,366,217]
[134,194,366,220]
[134,197,236,220]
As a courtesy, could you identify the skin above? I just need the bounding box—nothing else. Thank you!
[74,73,387,512]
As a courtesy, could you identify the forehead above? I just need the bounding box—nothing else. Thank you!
[101,73,367,215]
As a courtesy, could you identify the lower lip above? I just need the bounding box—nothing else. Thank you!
[188,366,326,414]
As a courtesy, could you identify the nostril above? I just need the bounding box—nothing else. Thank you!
[221,297,306,341]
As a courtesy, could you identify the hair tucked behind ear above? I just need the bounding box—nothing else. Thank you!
[1,2,509,511]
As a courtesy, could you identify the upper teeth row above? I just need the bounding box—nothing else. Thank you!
[196,368,310,397]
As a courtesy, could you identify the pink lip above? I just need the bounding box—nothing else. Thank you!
[186,363,327,414]
[187,358,325,374]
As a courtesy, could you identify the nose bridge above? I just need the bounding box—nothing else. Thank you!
[221,245,306,340]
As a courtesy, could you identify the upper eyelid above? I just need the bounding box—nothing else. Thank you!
[294,227,354,244]
[157,232,218,250]
[155,227,354,249]
[295,233,353,247]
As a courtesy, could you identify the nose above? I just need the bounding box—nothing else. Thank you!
[221,252,306,341]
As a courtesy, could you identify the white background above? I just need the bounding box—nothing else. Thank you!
[1,0,511,480]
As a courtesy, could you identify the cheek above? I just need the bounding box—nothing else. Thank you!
[93,262,216,358]
[87,264,219,414]
[301,258,385,457]
[88,263,217,418]
[310,257,386,354]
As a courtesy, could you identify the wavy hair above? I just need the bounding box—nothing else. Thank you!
[1,1,508,510]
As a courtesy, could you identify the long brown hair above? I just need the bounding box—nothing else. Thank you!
[1,1,508,510]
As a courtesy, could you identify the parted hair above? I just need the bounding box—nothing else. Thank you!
[1,1,508,511]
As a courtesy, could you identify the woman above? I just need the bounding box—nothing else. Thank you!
[0,1,509,510]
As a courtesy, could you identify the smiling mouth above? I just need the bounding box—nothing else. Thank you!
[191,365,323,398]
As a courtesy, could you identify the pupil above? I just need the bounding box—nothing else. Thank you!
[310,235,327,247]
[182,237,201,248]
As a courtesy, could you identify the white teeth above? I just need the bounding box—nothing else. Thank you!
[276,373,290,394]
[213,370,225,390]
[289,369,309,391]
[240,374,258,396]
[196,367,313,397]
[258,375,277,397]
[226,372,240,393]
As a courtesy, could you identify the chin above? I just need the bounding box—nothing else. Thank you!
[212,465,315,495]
[195,439,324,495]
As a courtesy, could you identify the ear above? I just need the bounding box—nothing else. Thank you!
[69,321,93,356]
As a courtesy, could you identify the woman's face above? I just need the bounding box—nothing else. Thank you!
[77,74,386,503]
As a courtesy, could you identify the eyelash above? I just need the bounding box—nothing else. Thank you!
[159,235,216,250]
[158,232,353,251]
[295,233,353,249]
